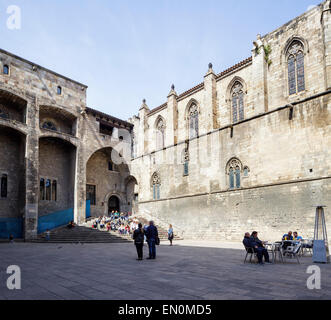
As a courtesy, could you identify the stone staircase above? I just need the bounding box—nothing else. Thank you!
[31,225,132,244]
[135,216,183,241]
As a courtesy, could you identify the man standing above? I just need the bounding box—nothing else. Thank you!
[249,231,271,265]
[133,223,145,261]
[145,221,159,260]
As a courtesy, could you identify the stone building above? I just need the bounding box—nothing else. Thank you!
[0,50,137,240]
[0,1,330,241]
[129,1,331,241]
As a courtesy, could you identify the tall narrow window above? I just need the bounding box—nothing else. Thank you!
[1,174,7,198]
[86,184,96,205]
[235,167,241,189]
[57,86,62,95]
[287,40,305,95]
[156,118,165,150]
[184,162,189,176]
[108,161,113,171]
[183,148,189,176]
[231,82,244,124]
[229,169,235,190]
[188,104,199,139]
[40,178,45,201]
[3,65,9,75]
[227,158,243,190]
[52,180,57,201]
[45,179,51,201]
[151,172,161,200]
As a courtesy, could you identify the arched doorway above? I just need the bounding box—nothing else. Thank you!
[108,196,120,214]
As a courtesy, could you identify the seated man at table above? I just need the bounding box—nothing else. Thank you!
[293,231,303,242]
[247,231,271,265]
[282,231,294,251]
[282,231,293,241]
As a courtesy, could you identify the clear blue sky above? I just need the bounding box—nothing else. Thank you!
[0,0,322,120]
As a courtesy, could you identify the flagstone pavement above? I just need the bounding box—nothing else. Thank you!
[0,241,330,300]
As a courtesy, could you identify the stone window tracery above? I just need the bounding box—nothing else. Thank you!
[287,40,305,95]
[188,104,199,139]
[151,172,161,200]
[40,177,57,202]
[231,82,244,124]
[226,158,243,190]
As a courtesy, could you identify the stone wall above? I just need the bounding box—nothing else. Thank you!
[137,178,331,242]
[131,92,331,241]
[0,127,25,218]
[130,2,331,241]
[38,137,76,216]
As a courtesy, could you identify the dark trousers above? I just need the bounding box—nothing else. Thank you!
[135,243,143,259]
[148,240,156,259]
[255,247,269,263]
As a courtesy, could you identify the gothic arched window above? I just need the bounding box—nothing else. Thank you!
[287,40,305,95]
[227,158,243,190]
[188,104,199,139]
[156,118,165,150]
[151,172,161,200]
[231,82,244,124]
[42,121,57,131]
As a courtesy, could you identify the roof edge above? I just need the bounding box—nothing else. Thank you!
[148,56,252,114]
[0,48,88,88]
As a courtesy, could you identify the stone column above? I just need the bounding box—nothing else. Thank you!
[74,109,87,225]
[138,99,150,156]
[74,143,87,224]
[203,63,218,133]
[322,0,331,90]
[251,34,268,113]
[166,85,178,146]
[24,97,39,240]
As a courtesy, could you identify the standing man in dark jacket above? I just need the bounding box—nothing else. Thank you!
[145,221,158,260]
[133,223,145,261]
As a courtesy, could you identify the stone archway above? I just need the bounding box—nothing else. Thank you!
[0,125,26,239]
[86,147,132,217]
[108,195,120,214]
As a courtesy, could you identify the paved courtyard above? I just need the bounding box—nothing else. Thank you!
[0,241,330,300]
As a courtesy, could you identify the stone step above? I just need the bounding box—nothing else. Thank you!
[34,225,133,244]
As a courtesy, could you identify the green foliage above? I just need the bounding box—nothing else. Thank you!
[263,44,272,68]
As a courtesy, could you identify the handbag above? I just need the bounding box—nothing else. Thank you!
[155,236,160,246]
